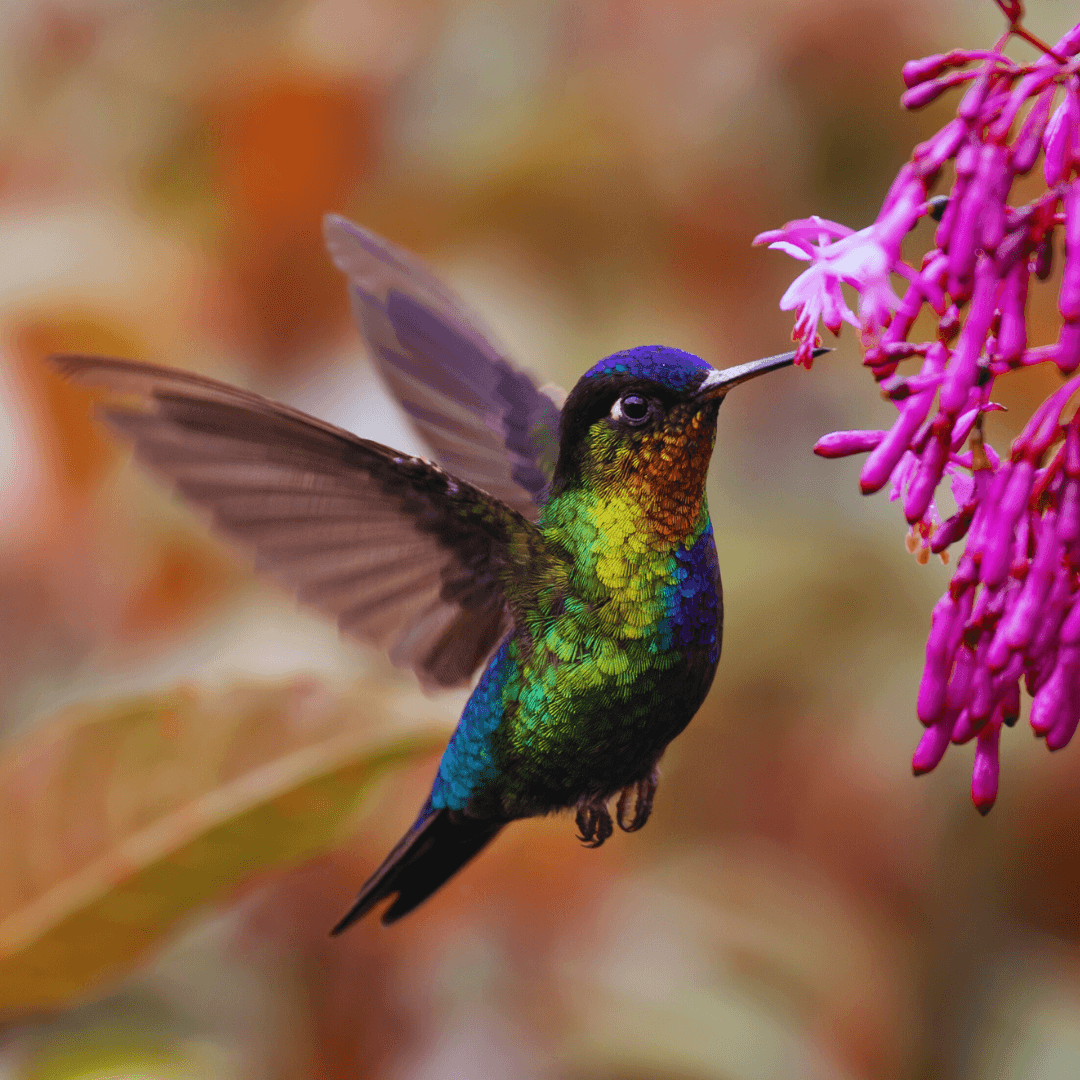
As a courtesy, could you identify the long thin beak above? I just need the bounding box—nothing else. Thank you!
[696,347,831,399]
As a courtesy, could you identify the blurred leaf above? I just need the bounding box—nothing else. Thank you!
[0,677,447,1015]
[26,1029,197,1080]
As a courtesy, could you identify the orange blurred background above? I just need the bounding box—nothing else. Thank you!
[2,1,1080,1078]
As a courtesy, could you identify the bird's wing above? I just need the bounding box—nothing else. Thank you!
[52,354,545,691]
[323,214,564,520]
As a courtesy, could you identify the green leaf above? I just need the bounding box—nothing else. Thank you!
[0,678,448,1015]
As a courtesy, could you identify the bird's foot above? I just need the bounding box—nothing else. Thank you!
[616,767,658,833]
[575,794,613,848]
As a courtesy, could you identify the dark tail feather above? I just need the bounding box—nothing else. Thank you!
[331,806,503,932]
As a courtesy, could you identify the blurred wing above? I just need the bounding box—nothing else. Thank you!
[52,355,540,691]
[323,214,564,520]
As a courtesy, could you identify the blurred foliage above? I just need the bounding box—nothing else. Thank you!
[0,678,446,1015]
[2,0,1080,1078]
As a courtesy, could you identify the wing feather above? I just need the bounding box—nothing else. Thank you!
[323,214,564,519]
[52,354,544,690]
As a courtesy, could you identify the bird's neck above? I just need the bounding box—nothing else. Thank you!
[619,414,716,543]
[554,410,717,545]
[539,422,716,615]
[541,483,712,563]
[536,482,714,651]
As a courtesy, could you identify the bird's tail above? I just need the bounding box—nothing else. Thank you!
[331,805,504,932]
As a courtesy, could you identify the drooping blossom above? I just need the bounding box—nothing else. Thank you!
[757,2,1080,812]
[755,211,911,367]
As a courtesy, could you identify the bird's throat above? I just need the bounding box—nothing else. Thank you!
[618,410,717,544]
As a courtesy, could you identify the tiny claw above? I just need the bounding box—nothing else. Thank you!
[575,794,613,848]
[616,767,659,833]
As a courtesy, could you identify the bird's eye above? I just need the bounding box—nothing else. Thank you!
[611,394,650,425]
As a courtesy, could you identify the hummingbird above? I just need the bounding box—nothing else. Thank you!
[51,214,822,929]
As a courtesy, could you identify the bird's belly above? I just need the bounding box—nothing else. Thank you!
[489,615,720,816]
[433,518,723,820]
[489,514,723,816]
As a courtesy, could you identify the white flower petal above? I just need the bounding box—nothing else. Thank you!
[768,240,813,261]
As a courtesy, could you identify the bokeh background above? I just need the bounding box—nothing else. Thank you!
[1,1,1080,1077]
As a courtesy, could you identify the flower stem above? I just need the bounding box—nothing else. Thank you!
[994,0,1067,63]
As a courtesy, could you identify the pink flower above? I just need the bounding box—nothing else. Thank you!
[754,212,909,367]
[759,9,1080,812]
[1043,78,1080,186]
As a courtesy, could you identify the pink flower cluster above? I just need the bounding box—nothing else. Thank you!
[757,11,1080,812]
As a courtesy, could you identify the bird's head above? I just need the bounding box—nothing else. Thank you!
[549,346,818,526]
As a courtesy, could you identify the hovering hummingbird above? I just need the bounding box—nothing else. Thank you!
[52,215,822,929]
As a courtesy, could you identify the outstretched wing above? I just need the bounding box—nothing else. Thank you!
[52,355,542,691]
[323,214,564,520]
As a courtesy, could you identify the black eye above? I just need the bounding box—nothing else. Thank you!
[613,393,650,425]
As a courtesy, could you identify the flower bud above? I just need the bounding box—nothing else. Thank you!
[931,505,976,553]
[1060,477,1080,543]
[940,259,997,415]
[1056,322,1080,373]
[977,144,1010,251]
[1028,571,1073,671]
[980,460,1034,586]
[957,60,995,123]
[997,510,1061,652]
[860,344,948,493]
[1059,183,1080,321]
[902,72,970,111]
[813,430,886,458]
[971,718,1001,813]
[1012,85,1056,175]
[1044,83,1080,187]
[918,587,973,724]
[996,257,1029,362]
[1032,642,1080,745]
[905,427,950,524]
[968,656,994,723]
[912,716,953,774]
[902,51,963,89]
[914,119,969,176]
[1047,704,1080,751]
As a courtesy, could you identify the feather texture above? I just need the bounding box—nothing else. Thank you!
[50,354,543,690]
[331,805,503,931]
[323,214,564,518]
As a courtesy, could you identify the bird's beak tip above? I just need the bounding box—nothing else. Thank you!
[698,345,832,399]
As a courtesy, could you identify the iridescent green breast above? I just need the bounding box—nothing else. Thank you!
[429,482,722,818]
[428,387,724,818]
